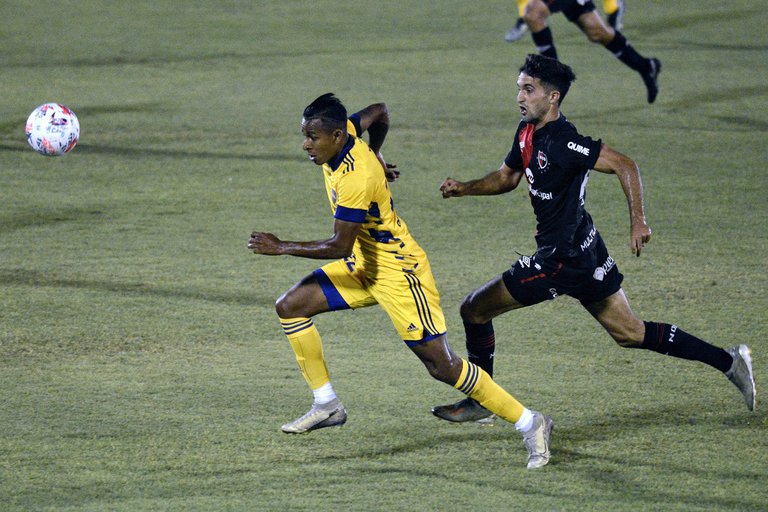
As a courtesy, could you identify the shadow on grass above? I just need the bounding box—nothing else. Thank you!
[4,52,250,69]
[0,267,270,307]
[0,140,301,162]
[576,85,768,131]
[629,9,757,40]
[73,143,301,162]
[306,404,765,508]
[0,208,107,233]
[554,406,765,477]
[0,103,165,136]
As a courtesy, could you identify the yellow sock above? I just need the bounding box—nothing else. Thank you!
[602,0,619,15]
[516,0,527,17]
[454,359,525,423]
[281,317,330,390]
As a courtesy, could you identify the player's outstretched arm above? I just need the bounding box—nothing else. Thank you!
[440,163,524,198]
[248,219,360,259]
[593,143,652,256]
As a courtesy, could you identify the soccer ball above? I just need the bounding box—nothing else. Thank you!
[25,103,80,156]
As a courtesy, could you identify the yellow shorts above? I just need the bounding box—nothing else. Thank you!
[313,256,447,345]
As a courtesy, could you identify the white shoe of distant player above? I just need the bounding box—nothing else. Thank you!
[726,345,756,411]
[281,398,347,434]
[505,18,528,42]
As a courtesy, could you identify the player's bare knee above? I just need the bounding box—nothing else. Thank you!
[274,295,289,318]
[522,7,547,31]
[275,291,302,318]
[459,293,485,324]
[588,26,613,44]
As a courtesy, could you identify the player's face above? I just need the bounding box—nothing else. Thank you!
[301,118,345,166]
[516,73,558,126]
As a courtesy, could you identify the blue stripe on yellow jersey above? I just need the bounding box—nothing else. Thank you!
[321,118,427,274]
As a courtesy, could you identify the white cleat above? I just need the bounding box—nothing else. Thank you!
[726,345,756,411]
[505,19,528,42]
[523,411,554,469]
[281,398,348,434]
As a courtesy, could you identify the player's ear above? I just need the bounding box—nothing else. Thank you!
[332,128,345,143]
[549,89,561,105]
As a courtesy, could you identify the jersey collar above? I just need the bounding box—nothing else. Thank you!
[327,134,355,172]
[537,113,567,135]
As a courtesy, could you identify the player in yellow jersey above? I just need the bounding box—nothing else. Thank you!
[248,93,554,468]
[506,0,624,42]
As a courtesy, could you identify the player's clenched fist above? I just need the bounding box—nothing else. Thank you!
[440,178,466,198]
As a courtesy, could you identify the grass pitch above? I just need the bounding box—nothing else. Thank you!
[1,1,766,510]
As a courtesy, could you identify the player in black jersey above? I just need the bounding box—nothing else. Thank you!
[432,55,756,431]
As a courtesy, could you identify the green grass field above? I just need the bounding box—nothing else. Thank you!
[1,1,767,510]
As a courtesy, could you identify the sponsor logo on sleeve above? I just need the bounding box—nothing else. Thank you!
[567,141,590,156]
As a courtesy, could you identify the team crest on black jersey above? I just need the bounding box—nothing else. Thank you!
[537,150,548,170]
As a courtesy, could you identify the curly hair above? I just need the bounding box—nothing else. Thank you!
[520,54,577,104]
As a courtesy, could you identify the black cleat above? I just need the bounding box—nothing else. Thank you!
[431,397,494,423]
[641,58,662,104]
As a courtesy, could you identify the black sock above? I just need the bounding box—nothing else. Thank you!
[641,321,733,373]
[605,31,649,74]
[465,321,496,377]
[532,28,558,60]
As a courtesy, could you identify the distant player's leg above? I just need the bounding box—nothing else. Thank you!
[411,335,553,469]
[275,264,366,433]
[432,274,526,423]
[505,0,530,42]
[584,289,756,411]
[603,0,624,30]
[574,9,661,103]
[524,0,558,59]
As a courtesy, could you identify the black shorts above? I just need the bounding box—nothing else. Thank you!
[502,235,623,306]
[545,0,596,22]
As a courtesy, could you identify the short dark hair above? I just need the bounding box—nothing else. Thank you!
[520,54,576,104]
[303,93,347,132]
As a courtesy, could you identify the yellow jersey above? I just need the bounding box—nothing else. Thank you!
[321,116,426,275]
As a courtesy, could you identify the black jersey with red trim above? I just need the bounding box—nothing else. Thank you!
[504,114,602,260]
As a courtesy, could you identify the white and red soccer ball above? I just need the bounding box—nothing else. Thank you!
[25,103,80,156]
